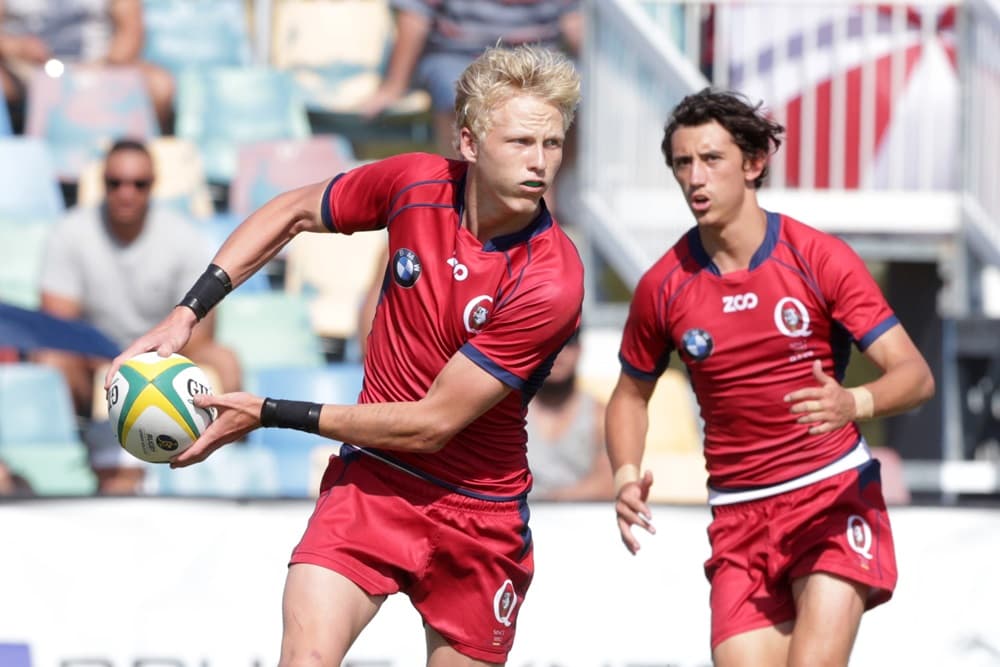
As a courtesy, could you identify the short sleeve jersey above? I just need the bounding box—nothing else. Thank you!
[619,212,897,490]
[39,205,214,348]
[323,152,584,498]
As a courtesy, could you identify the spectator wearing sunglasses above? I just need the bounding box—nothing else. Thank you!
[35,138,242,494]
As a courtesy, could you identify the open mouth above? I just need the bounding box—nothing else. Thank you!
[690,193,711,211]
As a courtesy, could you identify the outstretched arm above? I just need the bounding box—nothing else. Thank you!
[606,371,658,554]
[105,180,331,385]
[173,351,512,467]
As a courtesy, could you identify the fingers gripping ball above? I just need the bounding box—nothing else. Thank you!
[107,352,216,463]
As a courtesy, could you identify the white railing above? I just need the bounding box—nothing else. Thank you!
[961,0,1000,268]
[576,0,975,290]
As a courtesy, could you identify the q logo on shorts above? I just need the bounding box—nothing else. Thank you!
[493,579,518,627]
[773,297,812,337]
[392,248,422,288]
[846,514,873,560]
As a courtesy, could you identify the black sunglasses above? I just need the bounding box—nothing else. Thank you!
[105,177,153,191]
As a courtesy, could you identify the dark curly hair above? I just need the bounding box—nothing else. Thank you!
[661,88,785,189]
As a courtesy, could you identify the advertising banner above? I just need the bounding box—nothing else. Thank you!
[0,500,997,666]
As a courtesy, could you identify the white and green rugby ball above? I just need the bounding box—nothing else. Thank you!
[107,352,215,463]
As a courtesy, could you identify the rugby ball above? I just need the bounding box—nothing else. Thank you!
[107,352,215,463]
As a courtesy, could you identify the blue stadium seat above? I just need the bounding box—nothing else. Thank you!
[0,137,65,221]
[0,100,11,136]
[142,0,252,76]
[148,442,281,497]
[0,363,79,444]
[246,363,364,497]
[175,67,311,183]
[228,136,356,217]
[24,65,160,181]
[0,363,96,495]
[216,291,326,370]
[0,220,48,308]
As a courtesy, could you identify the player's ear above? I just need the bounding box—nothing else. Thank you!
[458,126,479,163]
[743,152,766,183]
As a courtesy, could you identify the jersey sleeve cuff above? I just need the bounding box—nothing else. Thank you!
[857,315,899,351]
[320,174,346,232]
[460,343,525,391]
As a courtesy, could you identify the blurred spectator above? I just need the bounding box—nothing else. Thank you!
[359,0,583,156]
[0,0,174,131]
[526,330,614,501]
[33,138,240,494]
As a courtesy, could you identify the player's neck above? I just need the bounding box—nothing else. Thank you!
[463,172,540,242]
[699,205,768,274]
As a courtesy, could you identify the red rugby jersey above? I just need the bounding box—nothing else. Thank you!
[322,152,584,498]
[619,212,897,489]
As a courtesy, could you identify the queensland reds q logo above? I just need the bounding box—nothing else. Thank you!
[493,579,518,627]
[773,297,812,337]
[462,294,493,334]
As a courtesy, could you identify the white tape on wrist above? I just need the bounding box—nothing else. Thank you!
[613,464,640,496]
[848,386,874,420]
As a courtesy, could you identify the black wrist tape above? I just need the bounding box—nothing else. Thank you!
[178,264,233,320]
[260,398,323,434]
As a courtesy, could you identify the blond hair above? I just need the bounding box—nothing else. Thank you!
[453,44,581,150]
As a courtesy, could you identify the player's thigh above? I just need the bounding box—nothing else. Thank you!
[426,626,503,667]
[788,572,867,667]
[280,562,386,667]
[712,621,792,667]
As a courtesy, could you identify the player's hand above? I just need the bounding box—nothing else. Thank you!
[169,392,265,468]
[104,306,198,389]
[356,86,404,119]
[615,469,656,555]
[785,359,856,435]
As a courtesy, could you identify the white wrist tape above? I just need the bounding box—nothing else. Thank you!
[613,464,640,496]
[848,386,874,420]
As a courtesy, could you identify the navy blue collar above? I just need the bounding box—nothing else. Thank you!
[455,170,554,252]
[687,210,780,275]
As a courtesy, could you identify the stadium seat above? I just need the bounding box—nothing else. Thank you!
[0,137,65,221]
[146,441,281,498]
[0,100,11,136]
[228,136,357,217]
[24,65,160,181]
[142,0,252,76]
[0,441,96,495]
[283,229,387,344]
[0,221,48,308]
[174,66,311,183]
[75,136,215,219]
[246,363,365,496]
[270,0,430,116]
[0,363,79,444]
[0,363,96,495]
[216,291,326,370]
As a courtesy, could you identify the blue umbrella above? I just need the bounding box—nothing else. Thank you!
[0,302,120,358]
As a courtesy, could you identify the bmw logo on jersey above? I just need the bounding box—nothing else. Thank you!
[681,328,714,361]
[392,248,422,288]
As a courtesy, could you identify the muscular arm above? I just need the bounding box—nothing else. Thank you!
[106,0,143,64]
[606,371,658,553]
[857,323,935,417]
[317,352,511,453]
[210,180,330,289]
[605,372,655,473]
[787,323,935,433]
[176,351,513,466]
